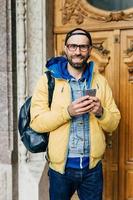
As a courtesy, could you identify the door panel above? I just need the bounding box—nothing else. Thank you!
[119,30,133,200]
[55,30,120,200]
[55,29,133,200]
[91,31,120,200]
[53,0,133,199]
[54,1,133,199]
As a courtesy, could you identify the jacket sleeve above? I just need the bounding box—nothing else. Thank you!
[30,75,71,133]
[96,76,121,133]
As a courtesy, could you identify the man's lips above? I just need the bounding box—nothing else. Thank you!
[72,56,84,62]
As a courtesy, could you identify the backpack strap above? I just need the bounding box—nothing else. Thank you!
[45,71,55,107]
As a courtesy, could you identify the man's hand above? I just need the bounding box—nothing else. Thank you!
[67,95,103,117]
[88,96,103,118]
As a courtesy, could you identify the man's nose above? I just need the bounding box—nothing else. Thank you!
[75,46,81,54]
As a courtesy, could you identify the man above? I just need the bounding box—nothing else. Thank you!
[30,28,121,200]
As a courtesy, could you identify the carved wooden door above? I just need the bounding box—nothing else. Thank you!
[55,30,119,200]
[119,29,133,200]
[54,29,133,200]
[53,1,133,199]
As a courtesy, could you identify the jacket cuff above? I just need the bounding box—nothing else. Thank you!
[96,107,111,123]
[62,107,72,122]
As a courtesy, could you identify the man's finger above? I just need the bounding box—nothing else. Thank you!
[74,95,90,103]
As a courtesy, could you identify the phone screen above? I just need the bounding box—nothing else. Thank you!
[85,89,96,96]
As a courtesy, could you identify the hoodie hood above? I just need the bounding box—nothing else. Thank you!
[46,56,68,79]
[46,56,94,87]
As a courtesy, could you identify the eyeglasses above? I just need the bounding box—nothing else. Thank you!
[66,44,91,52]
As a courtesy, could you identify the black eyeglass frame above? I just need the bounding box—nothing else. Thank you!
[66,44,91,52]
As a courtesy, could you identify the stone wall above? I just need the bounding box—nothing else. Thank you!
[0,0,18,200]
[0,0,54,199]
[17,0,54,200]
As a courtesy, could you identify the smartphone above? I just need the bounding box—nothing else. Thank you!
[85,89,96,96]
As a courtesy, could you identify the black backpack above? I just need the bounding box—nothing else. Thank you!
[18,71,55,153]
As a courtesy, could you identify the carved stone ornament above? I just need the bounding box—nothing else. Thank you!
[124,44,133,83]
[62,0,133,24]
[17,0,28,162]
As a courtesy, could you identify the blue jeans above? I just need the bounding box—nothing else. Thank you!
[48,161,103,200]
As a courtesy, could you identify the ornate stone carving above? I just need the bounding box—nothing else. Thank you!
[91,11,133,22]
[17,1,48,200]
[17,0,45,163]
[62,0,88,24]
[17,0,27,100]
[16,0,28,162]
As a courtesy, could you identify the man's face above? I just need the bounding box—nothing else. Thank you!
[64,32,92,70]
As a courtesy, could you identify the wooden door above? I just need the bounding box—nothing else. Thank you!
[53,1,133,199]
[54,29,133,200]
[119,29,133,200]
[55,30,120,200]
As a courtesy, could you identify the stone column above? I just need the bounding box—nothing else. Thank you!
[0,0,18,200]
[16,0,48,200]
[16,0,54,199]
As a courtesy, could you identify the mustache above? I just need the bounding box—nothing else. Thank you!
[72,55,84,59]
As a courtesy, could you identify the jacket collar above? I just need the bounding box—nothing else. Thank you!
[46,56,94,87]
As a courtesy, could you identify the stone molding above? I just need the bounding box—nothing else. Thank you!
[0,0,18,199]
[16,0,49,199]
[16,0,28,162]
[17,0,44,163]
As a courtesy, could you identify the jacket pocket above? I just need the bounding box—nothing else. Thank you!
[48,126,69,163]
[90,118,106,158]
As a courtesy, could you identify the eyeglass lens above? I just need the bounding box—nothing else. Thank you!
[67,44,90,51]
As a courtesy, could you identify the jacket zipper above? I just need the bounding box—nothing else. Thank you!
[62,80,72,173]
[88,71,94,169]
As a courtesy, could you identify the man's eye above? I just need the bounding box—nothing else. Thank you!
[80,45,87,49]
[71,44,77,48]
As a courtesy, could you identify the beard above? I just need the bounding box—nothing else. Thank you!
[66,54,90,70]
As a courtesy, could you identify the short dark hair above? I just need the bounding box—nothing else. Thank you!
[65,28,92,46]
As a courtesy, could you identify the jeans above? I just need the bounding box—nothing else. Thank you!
[48,161,103,200]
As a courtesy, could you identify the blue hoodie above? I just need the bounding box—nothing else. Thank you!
[46,56,94,88]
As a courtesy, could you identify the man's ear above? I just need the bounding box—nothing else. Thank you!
[88,46,92,54]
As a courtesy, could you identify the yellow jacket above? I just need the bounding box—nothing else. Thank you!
[30,72,121,174]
